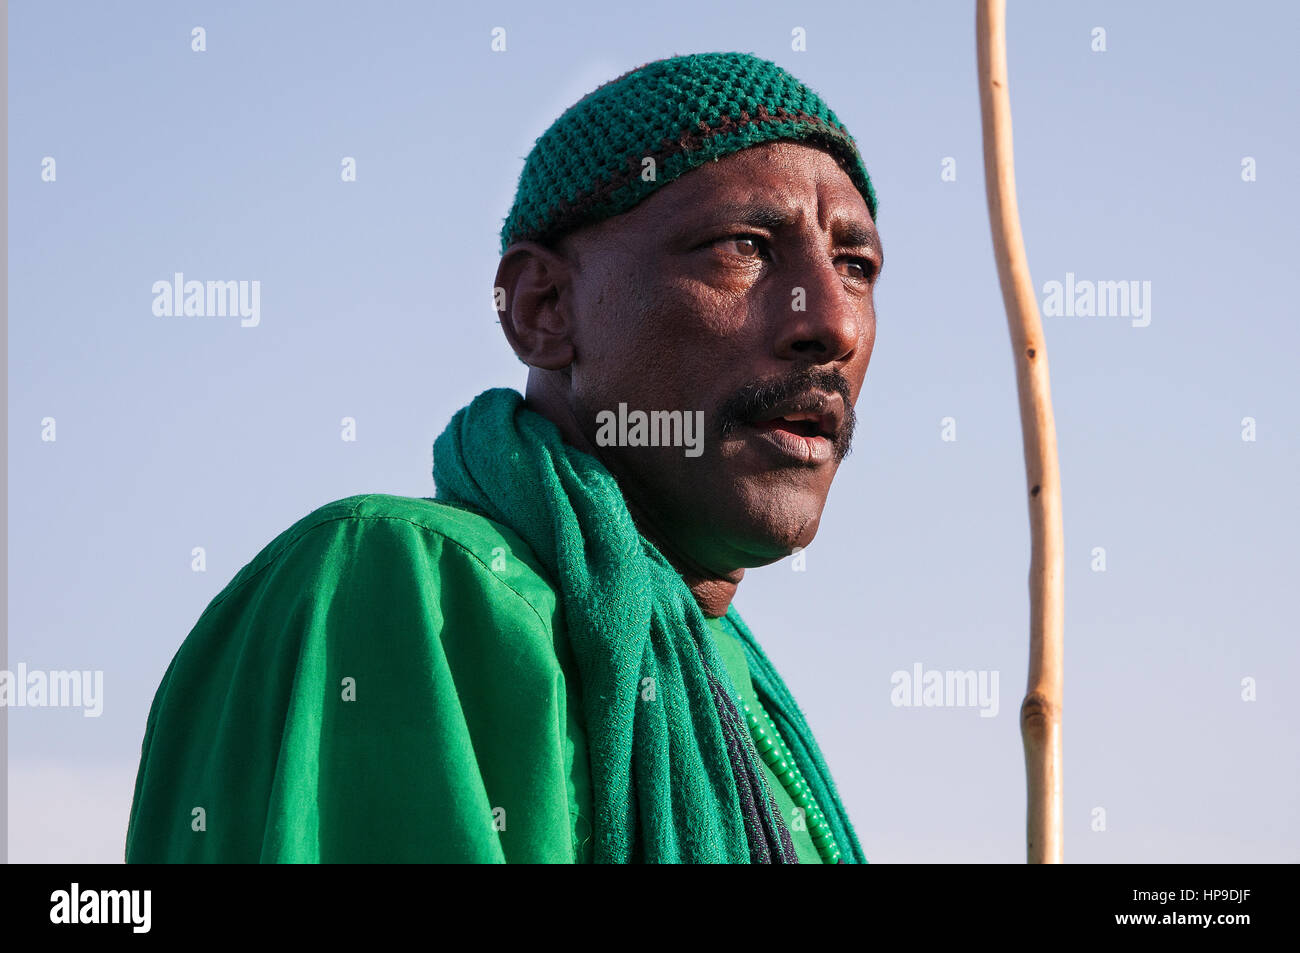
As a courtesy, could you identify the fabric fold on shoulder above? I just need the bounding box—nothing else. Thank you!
[127,494,585,863]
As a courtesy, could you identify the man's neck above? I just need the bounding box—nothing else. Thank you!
[621,495,744,619]
[523,380,743,619]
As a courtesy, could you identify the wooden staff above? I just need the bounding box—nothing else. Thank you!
[976,0,1065,864]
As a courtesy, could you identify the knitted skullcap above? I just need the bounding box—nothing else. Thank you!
[499,51,878,255]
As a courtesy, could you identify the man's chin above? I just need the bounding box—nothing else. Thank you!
[720,511,824,569]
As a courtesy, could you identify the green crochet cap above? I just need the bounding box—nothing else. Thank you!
[499,51,878,256]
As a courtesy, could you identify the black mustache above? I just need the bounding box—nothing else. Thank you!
[717,367,857,463]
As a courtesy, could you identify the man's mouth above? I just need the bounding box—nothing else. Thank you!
[741,396,843,466]
[750,412,834,440]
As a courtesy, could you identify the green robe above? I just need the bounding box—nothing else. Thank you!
[126,493,831,863]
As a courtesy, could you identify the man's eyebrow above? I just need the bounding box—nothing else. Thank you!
[694,200,882,262]
[833,219,881,258]
[723,202,798,232]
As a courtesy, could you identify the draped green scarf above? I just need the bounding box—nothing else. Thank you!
[432,388,864,864]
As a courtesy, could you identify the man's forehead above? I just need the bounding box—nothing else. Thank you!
[641,145,878,241]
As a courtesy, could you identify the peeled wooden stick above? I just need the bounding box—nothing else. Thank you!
[976,0,1065,864]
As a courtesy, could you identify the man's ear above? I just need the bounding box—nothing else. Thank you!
[493,241,577,370]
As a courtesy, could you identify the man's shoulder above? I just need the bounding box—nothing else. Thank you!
[131,493,582,863]
[210,492,559,623]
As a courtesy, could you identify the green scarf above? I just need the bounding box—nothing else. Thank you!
[433,388,864,863]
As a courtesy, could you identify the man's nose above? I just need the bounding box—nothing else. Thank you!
[770,255,866,364]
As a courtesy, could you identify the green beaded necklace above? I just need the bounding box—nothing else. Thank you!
[742,700,842,864]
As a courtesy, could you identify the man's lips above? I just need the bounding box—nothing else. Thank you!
[750,392,842,438]
[750,412,833,439]
[739,393,843,465]
[744,419,834,465]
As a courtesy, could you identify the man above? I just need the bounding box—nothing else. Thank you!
[127,50,882,864]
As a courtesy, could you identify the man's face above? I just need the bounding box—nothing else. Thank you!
[543,141,881,574]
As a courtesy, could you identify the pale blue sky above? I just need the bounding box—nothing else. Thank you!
[7,0,1298,862]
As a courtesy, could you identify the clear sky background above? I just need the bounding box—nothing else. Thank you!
[7,0,1297,863]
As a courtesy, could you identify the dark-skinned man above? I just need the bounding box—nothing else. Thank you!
[127,51,882,864]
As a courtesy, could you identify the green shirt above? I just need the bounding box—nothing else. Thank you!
[126,493,821,863]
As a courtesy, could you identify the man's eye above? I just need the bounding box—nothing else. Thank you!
[715,235,765,258]
[839,259,873,281]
